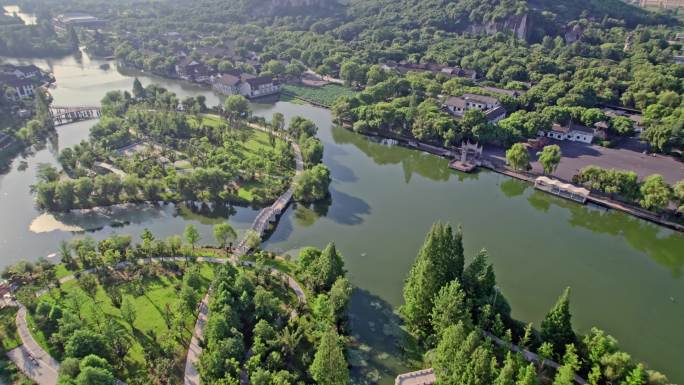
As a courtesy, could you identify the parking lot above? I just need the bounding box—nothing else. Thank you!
[484,139,684,184]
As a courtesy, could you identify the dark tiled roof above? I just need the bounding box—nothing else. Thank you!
[485,106,507,120]
[462,93,499,105]
[0,74,33,87]
[480,86,524,97]
[216,74,240,86]
[245,76,274,87]
[444,96,466,108]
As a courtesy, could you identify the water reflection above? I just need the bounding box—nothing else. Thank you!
[526,190,684,277]
[499,178,528,198]
[292,199,331,228]
[348,288,420,385]
[327,188,370,226]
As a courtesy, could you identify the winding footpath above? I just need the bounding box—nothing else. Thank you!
[6,121,305,385]
[184,122,305,385]
[7,255,305,385]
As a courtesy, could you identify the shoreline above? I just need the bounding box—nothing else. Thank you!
[332,121,684,234]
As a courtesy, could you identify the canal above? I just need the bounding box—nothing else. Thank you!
[0,53,682,384]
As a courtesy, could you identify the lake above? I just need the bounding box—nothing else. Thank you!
[0,53,682,384]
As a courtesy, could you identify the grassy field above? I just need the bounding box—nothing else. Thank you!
[281,83,357,107]
[34,262,216,382]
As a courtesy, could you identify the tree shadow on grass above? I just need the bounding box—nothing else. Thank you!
[347,288,421,385]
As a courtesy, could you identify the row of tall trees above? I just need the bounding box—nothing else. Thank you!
[401,222,674,385]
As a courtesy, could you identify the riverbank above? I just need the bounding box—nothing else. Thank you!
[336,123,684,233]
[2,53,683,384]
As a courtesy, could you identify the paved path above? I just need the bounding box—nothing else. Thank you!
[11,304,59,385]
[484,332,587,385]
[184,293,209,385]
[395,333,587,385]
[233,123,304,257]
[9,121,306,385]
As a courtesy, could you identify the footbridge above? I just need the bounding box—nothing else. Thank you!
[49,105,101,125]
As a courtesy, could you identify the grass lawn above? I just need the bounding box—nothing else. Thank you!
[33,262,216,382]
[281,83,357,107]
[192,115,290,164]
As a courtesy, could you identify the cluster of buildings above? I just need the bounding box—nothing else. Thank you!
[382,60,477,80]
[544,122,606,144]
[444,93,508,123]
[439,89,640,145]
[0,63,47,99]
[53,12,106,30]
[174,57,281,99]
[212,71,281,99]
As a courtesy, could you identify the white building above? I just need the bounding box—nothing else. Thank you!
[545,123,595,143]
[211,73,280,99]
[0,64,41,79]
[444,93,506,123]
[212,73,241,95]
[239,77,280,98]
[0,74,36,99]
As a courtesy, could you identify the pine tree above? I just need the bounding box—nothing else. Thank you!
[401,222,465,337]
[431,279,471,336]
[434,322,468,383]
[310,328,349,385]
[310,242,345,292]
[132,78,145,100]
[541,287,575,357]
[515,363,539,385]
[494,353,518,385]
[401,257,438,336]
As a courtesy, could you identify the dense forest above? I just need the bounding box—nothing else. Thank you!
[7,0,682,154]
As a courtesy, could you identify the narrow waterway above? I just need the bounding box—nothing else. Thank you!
[0,53,682,384]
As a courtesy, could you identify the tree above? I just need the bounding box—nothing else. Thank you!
[541,287,575,357]
[184,224,201,250]
[132,77,145,99]
[431,279,471,337]
[223,95,250,123]
[639,174,672,212]
[494,354,518,385]
[78,274,99,299]
[673,180,684,214]
[214,223,237,251]
[340,60,363,86]
[121,297,136,327]
[75,367,116,385]
[294,164,331,203]
[65,330,109,359]
[309,328,349,385]
[271,112,285,132]
[516,363,539,385]
[537,145,562,175]
[506,143,531,172]
[288,116,318,139]
[402,222,465,337]
[300,136,324,166]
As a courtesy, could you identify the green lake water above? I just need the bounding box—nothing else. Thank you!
[0,53,682,384]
